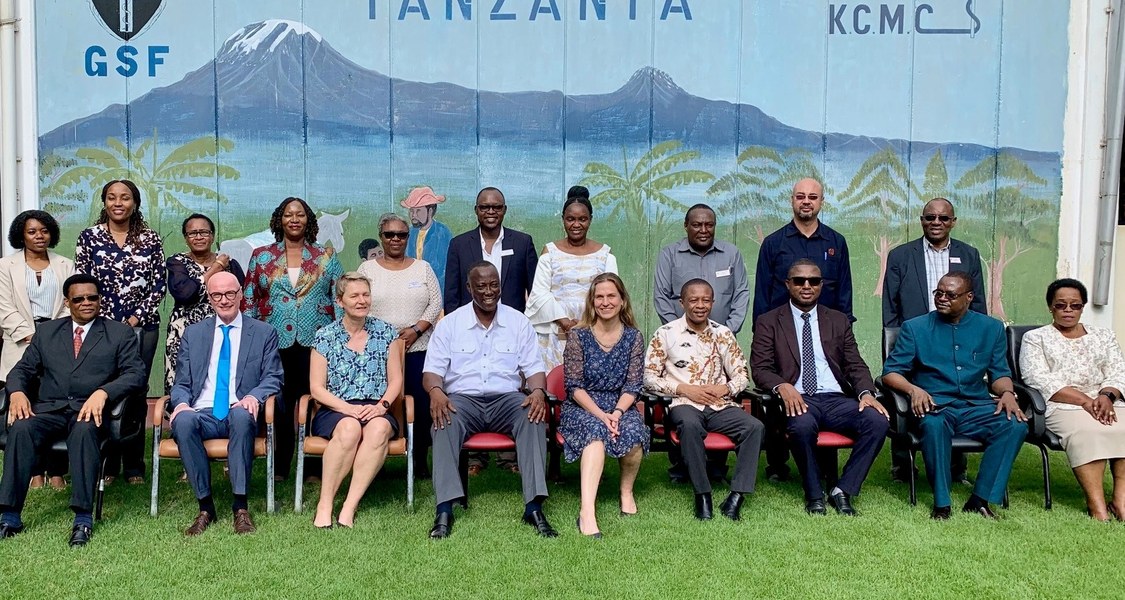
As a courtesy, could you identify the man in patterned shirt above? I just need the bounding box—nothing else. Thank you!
[643,279,764,521]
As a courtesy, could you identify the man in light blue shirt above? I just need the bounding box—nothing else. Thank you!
[423,262,554,540]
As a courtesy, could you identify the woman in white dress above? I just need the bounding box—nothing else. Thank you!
[525,186,617,371]
[1020,278,1125,521]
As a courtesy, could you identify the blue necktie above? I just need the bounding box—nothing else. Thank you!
[800,312,817,396]
[213,324,232,419]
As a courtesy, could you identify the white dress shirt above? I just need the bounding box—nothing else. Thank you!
[195,313,243,410]
[923,241,951,311]
[479,228,506,284]
[789,303,843,395]
[423,303,544,396]
[71,319,90,345]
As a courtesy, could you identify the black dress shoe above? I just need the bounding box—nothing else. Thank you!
[805,497,827,515]
[962,503,999,520]
[429,512,454,539]
[719,492,744,521]
[828,491,857,516]
[694,493,714,520]
[523,510,558,538]
[930,506,952,520]
[0,522,24,539]
[69,524,93,547]
[766,467,791,483]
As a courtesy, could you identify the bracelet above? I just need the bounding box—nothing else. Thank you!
[427,385,444,395]
[611,407,624,415]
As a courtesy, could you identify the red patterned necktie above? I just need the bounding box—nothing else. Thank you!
[74,326,84,358]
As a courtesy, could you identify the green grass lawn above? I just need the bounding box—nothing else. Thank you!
[1,440,1123,599]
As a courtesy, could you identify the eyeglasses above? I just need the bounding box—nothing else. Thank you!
[932,289,967,300]
[475,204,505,213]
[788,276,823,287]
[185,230,213,238]
[208,291,241,302]
[793,194,820,201]
[381,231,409,240]
[1052,302,1085,312]
[69,294,100,304]
[921,215,954,223]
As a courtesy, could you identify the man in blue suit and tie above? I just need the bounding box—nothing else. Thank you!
[169,272,283,536]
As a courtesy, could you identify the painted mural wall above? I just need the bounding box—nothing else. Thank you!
[35,0,1068,366]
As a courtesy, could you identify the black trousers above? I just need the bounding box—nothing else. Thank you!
[669,405,764,495]
[0,408,104,514]
[787,392,889,500]
[278,344,315,478]
[103,324,157,479]
[404,351,431,471]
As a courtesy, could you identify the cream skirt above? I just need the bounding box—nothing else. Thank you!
[1046,407,1125,467]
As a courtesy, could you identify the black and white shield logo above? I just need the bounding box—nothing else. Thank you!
[90,0,167,41]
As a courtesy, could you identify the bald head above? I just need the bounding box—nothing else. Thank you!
[791,178,824,222]
[208,271,242,323]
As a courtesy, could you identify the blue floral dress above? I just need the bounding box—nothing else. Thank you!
[560,327,650,461]
[310,317,398,438]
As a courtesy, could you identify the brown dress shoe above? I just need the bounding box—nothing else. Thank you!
[467,464,483,477]
[185,511,214,536]
[233,509,256,534]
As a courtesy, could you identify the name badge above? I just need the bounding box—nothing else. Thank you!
[716,269,731,277]
[407,281,424,289]
[950,257,962,264]
[500,249,514,257]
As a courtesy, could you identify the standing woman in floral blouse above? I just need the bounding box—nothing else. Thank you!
[74,179,166,485]
[243,197,343,481]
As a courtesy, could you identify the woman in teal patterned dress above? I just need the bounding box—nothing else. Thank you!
[308,273,404,528]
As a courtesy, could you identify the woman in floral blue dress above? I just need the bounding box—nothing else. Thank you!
[560,272,649,538]
[309,273,403,528]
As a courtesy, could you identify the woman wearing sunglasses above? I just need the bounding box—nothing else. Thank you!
[1020,278,1125,521]
[357,213,441,477]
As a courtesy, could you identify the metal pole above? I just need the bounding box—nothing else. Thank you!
[1094,0,1125,305]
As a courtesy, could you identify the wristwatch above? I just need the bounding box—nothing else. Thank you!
[380,399,391,409]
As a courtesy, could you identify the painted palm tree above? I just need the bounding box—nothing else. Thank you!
[38,153,88,219]
[579,140,714,225]
[954,151,1052,320]
[42,129,239,230]
[837,147,920,295]
[707,145,824,244]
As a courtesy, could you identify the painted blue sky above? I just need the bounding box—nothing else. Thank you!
[36,0,1067,151]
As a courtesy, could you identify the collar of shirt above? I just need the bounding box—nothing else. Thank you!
[673,315,718,339]
[478,227,505,250]
[783,219,827,240]
[72,319,93,340]
[464,308,509,333]
[674,237,721,257]
[789,302,819,323]
[215,311,243,333]
[924,240,951,254]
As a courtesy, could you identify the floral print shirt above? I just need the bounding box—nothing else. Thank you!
[643,315,750,411]
[314,317,397,401]
[243,241,342,348]
[74,225,167,328]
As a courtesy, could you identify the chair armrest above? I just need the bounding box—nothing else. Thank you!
[298,394,313,426]
[1013,383,1046,438]
[153,395,170,418]
[263,395,275,425]
[875,376,912,436]
[0,388,8,414]
[641,392,673,406]
[403,394,415,424]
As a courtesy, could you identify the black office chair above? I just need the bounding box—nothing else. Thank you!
[1006,324,1059,510]
[875,327,1013,507]
[0,388,144,520]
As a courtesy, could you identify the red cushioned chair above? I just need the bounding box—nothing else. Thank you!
[643,392,758,454]
[750,388,858,489]
[545,365,646,480]
[458,432,517,508]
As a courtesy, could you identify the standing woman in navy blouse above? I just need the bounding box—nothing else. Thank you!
[74,179,167,485]
[243,197,343,480]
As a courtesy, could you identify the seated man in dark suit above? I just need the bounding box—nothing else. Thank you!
[644,279,764,521]
[883,197,987,483]
[424,262,554,539]
[751,260,889,515]
[0,274,145,546]
[882,272,1027,520]
[169,272,283,536]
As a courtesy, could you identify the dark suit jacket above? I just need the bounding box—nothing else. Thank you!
[169,314,283,410]
[444,226,537,314]
[750,303,876,397]
[5,317,145,413]
[882,237,986,327]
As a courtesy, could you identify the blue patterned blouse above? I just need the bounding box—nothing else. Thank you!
[314,317,397,401]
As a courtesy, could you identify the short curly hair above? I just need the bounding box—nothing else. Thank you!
[8,209,61,249]
[269,197,319,244]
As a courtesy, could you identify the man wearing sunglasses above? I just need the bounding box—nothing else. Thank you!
[883,198,986,483]
[443,187,537,475]
[0,274,145,547]
[751,260,889,516]
[882,272,1027,521]
[165,272,283,536]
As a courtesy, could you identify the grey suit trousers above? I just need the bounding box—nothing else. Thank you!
[432,392,548,505]
[170,406,257,499]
